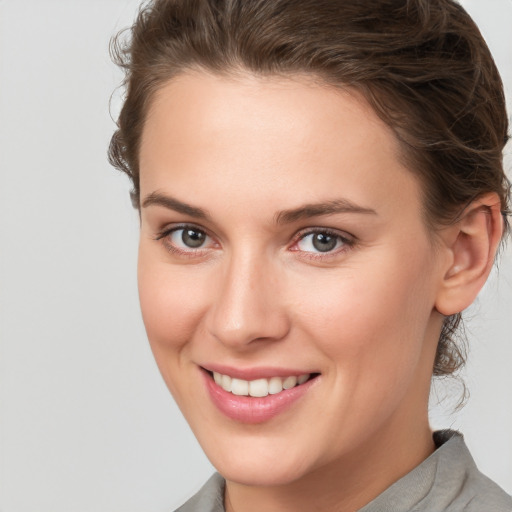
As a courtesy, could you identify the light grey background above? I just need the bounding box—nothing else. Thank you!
[0,1,510,510]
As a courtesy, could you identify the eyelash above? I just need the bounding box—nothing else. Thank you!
[155,224,356,260]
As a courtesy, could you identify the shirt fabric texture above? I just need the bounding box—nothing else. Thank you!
[174,430,512,512]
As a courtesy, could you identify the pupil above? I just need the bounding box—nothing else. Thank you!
[312,233,337,252]
[182,229,205,248]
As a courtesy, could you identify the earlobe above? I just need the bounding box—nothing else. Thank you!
[435,193,504,316]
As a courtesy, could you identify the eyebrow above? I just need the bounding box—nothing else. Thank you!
[275,199,377,224]
[141,191,210,219]
[142,192,377,224]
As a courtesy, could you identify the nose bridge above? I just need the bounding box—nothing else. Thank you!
[207,244,289,347]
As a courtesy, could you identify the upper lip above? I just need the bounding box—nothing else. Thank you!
[200,364,318,381]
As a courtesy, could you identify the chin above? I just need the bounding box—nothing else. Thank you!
[214,456,310,487]
[196,432,320,487]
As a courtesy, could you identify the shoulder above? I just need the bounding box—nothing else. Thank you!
[432,430,512,512]
[420,430,512,512]
[361,430,512,512]
[173,473,225,512]
[459,472,512,512]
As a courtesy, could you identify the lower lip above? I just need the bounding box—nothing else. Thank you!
[202,370,318,424]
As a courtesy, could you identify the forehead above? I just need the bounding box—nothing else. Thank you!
[139,71,423,223]
[141,70,395,161]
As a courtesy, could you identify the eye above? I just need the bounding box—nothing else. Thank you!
[172,227,208,249]
[293,229,353,255]
[156,225,216,255]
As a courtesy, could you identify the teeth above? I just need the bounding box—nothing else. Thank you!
[282,376,297,389]
[231,378,249,396]
[298,374,309,385]
[268,376,283,395]
[221,374,232,392]
[249,378,269,397]
[212,372,311,397]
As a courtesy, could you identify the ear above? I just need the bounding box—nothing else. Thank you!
[435,192,504,316]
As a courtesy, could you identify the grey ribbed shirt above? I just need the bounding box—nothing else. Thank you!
[175,430,512,512]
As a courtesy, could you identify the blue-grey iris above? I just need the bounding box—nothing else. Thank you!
[312,233,337,252]
[182,229,206,248]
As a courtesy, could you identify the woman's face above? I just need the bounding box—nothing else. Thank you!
[138,71,447,486]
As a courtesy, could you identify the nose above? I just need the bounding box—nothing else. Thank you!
[205,250,290,349]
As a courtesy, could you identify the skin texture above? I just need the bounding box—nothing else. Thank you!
[137,71,503,512]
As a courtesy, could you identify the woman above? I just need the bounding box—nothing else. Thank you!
[109,0,511,510]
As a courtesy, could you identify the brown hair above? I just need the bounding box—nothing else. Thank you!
[109,0,510,377]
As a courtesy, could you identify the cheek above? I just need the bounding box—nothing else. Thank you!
[137,249,208,364]
[291,249,437,375]
[285,252,438,448]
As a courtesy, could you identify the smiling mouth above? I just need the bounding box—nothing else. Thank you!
[202,368,320,423]
[207,370,319,397]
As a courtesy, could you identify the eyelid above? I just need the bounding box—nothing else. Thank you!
[293,226,355,243]
[155,222,211,240]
